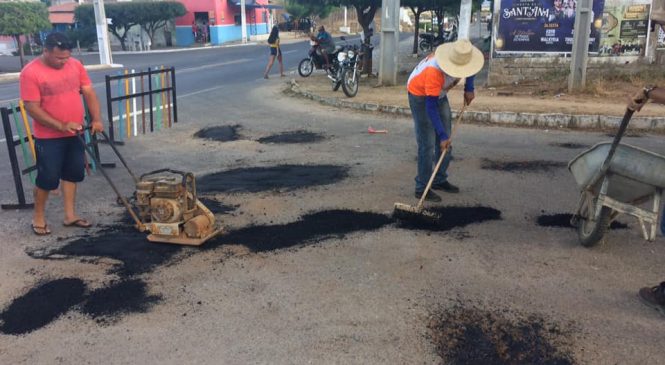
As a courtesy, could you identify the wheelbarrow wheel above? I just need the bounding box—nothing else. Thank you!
[578,206,612,247]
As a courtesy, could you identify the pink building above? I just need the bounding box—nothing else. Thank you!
[175,0,278,45]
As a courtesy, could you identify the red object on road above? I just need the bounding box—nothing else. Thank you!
[368,126,387,134]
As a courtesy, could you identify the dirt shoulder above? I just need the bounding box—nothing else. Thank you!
[294,74,665,118]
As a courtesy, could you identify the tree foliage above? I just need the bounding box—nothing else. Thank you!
[0,2,51,67]
[76,2,184,51]
[284,0,334,20]
[137,2,186,45]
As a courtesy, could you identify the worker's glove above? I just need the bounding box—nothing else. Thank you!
[628,89,649,112]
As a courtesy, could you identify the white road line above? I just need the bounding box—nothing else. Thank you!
[179,85,228,98]
[178,58,252,74]
[282,50,298,55]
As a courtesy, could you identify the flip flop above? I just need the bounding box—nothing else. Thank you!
[63,218,92,228]
[32,224,51,236]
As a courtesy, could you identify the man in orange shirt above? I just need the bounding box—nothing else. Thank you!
[20,32,103,235]
[406,39,484,202]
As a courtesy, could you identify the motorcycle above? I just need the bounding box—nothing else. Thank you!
[418,25,458,53]
[339,43,366,97]
[298,36,349,92]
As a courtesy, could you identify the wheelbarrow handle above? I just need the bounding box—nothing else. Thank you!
[586,108,635,190]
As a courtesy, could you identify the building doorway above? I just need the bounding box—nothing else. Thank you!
[194,12,210,43]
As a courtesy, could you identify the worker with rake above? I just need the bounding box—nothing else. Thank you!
[406,39,484,202]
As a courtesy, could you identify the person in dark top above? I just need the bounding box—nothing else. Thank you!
[264,26,285,79]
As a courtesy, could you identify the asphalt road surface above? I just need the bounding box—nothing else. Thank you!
[1,29,664,364]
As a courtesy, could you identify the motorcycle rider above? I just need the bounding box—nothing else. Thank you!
[312,25,335,70]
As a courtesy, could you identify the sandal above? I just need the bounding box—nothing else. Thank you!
[63,218,92,228]
[32,224,51,236]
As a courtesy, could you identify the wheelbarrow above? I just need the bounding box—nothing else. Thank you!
[569,109,665,247]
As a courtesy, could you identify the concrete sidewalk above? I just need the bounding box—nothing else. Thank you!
[287,77,665,132]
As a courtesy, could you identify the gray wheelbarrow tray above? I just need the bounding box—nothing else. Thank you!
[568,109,665,246]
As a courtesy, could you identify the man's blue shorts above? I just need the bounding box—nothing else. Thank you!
[34,136,85,191]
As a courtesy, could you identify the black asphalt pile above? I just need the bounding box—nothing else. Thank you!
[197,165,349,194]
[537,213,628,229]
[550,142,587,149]
[429,304,575,365]
[211,210,392,252]
[257,130,325,144]
[197,197,238,214]
[0,278,86,335]
[481,159,567,173]
[82,279,161,323]
[194,125,241,142]
[29,226,183,277]
[396,206,502,231]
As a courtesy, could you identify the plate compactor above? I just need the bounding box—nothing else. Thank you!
[77,130,222,246]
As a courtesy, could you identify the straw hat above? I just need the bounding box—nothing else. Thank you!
[435,39,484,78]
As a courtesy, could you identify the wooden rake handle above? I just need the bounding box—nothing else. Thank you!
[416,102,468,209]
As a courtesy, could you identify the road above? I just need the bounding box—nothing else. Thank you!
[2,25,663,364]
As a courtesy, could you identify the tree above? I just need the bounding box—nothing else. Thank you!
[0,2,51,68]
[403,0,439,54]
[76,3,142,51]
[136,2,186,46]
[285,0,334,20]
[291,0,380,73]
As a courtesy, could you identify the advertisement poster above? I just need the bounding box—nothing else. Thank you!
[658,26,665,49]
[495,0,605,53]
[598,0,651,56]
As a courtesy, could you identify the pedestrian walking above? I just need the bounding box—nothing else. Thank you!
[19,32,104,235]
[406,39,484,202]
[264,25,285,79]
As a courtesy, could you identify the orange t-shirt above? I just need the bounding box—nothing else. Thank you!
[407,54,458,97]
[19,57,91,139]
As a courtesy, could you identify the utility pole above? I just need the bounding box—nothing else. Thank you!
[93,0,112,65]
[568,0,592,92]
[458,0,473,40]
[379,0,400,85]
[240,0,248,43]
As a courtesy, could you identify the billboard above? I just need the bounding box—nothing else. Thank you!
[598,1,651,56]
[495,0,606,53]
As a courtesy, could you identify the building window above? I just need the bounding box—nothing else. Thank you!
[234,14,241,25]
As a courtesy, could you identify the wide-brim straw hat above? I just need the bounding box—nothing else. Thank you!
[435,39,485,78]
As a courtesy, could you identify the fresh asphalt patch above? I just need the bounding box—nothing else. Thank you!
[196,165,350,194]
[537,213,628,230]
[429,302,576,365]
[28,226,184,277]
[0,277,161,335]
[197,197,239,215]
[82,279,161,324]
[193,125,242,142]
[481,159,567,173]
[257,130,326,144]
[396,206,502,231]
[0,278,87,335]
[550,142,587,149]
[13,204,502,335]
[209,209,393,252]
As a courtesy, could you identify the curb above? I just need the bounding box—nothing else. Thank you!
[287,80,665,132]
[0,63,124,84]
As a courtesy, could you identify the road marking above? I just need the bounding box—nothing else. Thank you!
[282,50,298,55]
[180,85,228,98]
[178,58,252,74]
